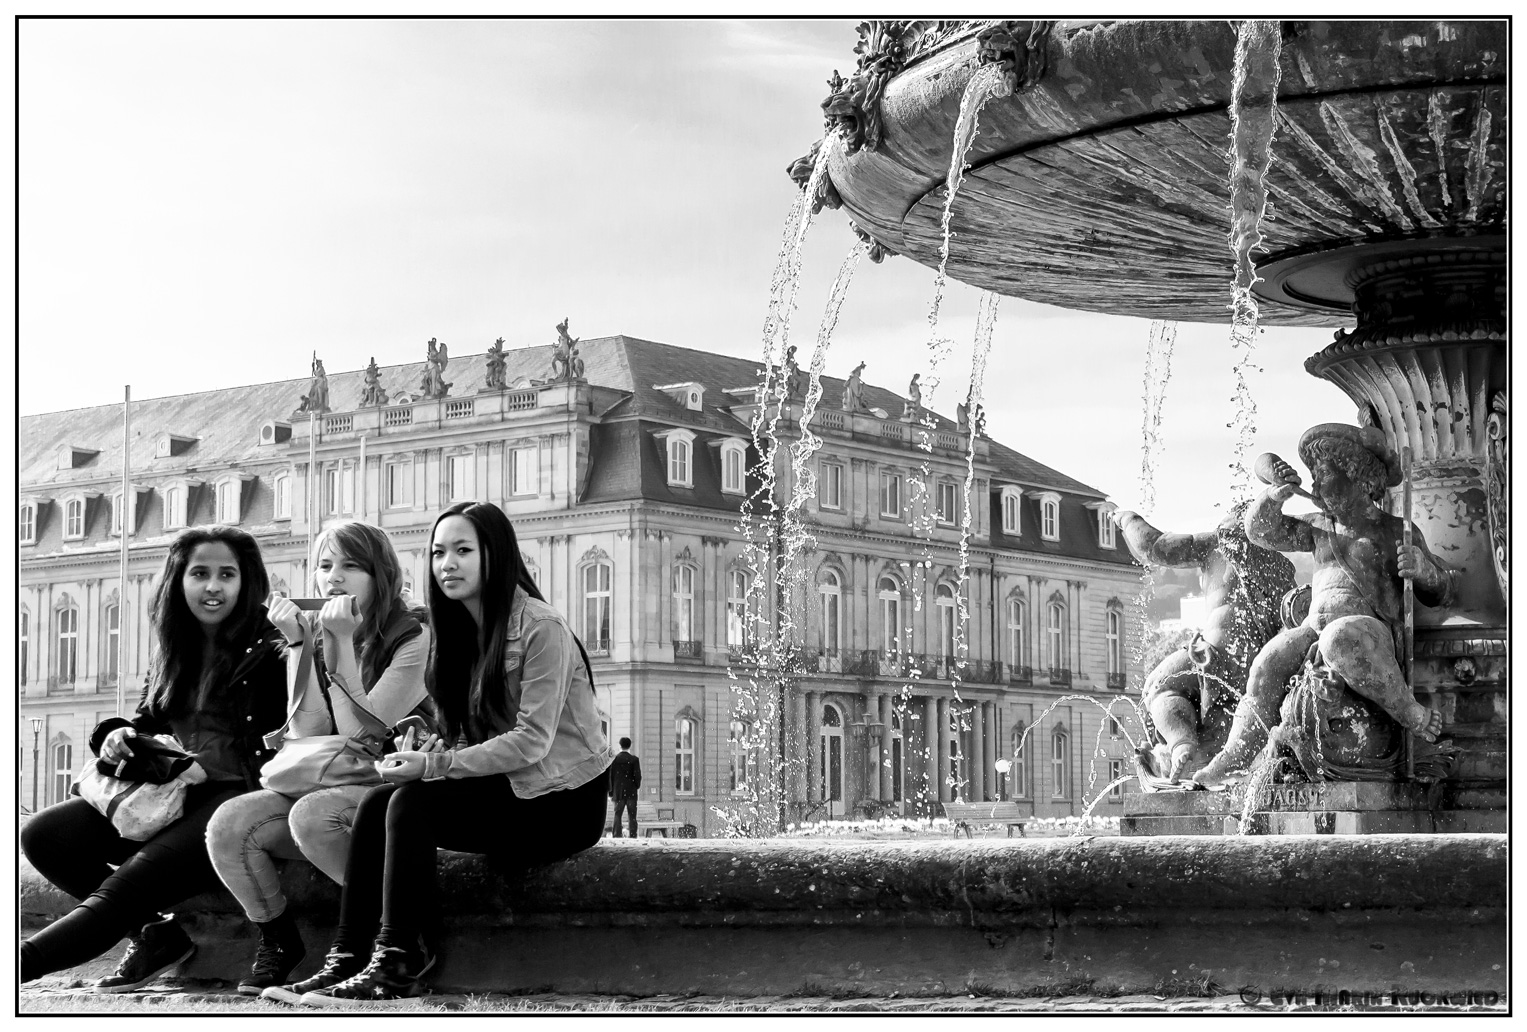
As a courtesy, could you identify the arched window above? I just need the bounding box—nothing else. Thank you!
[273,472,292,520]
[582,562,613,653]
[103,602,121,683]
[163,484,186,530]
[1039,492,1061,541]
[663,430,696,488]
[672,563,696,643]
[1051,725,1069,799]
[1000,487,1022,535]
[56,604,79,684]
[1046,600,1066,673]
[674,715,697,796]
[819,703,843,803]
[214,478,242,524]
[1106,607,1123,676]
[728,719,754,795]
[720,440,746,494]
[819,569,842,656]
[63,498,85,540]
[19,608,30,686]
[51,738,74,807]
[936,582,957,658]
[19,502,37,544]
[878,575,902,655]
[1007,597,1028,673]
[726,569,750,651]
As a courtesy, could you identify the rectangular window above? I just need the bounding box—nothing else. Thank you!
[448,454,472,502]
[274,476,291,520]
[672,565,694,642]
[1012,734,1027,799]
[937,482,958,524]
[19,504,36,544]
[1002,493,1020,534]
[1109,758,1125,798]
[52,743,73,807]
[216,480,239,523]
[1042,499,1059,539]
[820,463,843,510]
[325,468,340,515]
[1100,513,1116,548]
[164,485,186,530]
[104,604,120,682]
[728,721,753,795]
[510,447,538,497]
[583,564,612,651]
[64,499,85,539]
[674,718,695,795]
[1008,600,1027,669]
[722,446,745,494]
[1052,732,1069,799]
[56,608,79,683]
[880,472,902,518]
[386,462,411,509]
[19,611,29,686]
[1106,610,1123,675]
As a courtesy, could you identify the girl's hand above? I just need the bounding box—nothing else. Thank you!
[376,751,428,783]
[100,727,137,763]
[319,595,362,638]
[266,594,305,646]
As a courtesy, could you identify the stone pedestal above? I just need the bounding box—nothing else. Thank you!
[1122,780,1506,837]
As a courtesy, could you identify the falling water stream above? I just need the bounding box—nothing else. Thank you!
[1132,319,1179,667]
[1224,20,1282,499]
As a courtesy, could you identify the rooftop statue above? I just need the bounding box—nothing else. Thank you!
[782,345,803,400]
[485,337,508,391]
[902,373,921,420]
[1113,503,1296,782]
[295,353,330,416]
[1193,424,1451,788]
[359,356,388,407]
[841,361,868,413]
[420,338,452,399]
[956,387,986,436]
[549,318,584,382]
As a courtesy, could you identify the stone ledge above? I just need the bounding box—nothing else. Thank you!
[22,836,1507,996]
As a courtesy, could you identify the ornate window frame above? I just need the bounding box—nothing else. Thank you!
[999,486,1022,535]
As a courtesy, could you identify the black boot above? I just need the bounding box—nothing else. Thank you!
[299,935,436,1009]
[237,910,306,996]
[261,940,367,1006]
[94,914,196,994]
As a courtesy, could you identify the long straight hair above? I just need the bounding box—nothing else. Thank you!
[425,502,543,741]
[312,519,407,686]
[146,524,272,716]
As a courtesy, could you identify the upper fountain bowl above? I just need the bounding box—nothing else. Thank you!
[813,20,1505,327]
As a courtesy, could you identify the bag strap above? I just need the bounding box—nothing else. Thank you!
[570,632,596,692]
[313,634,390,741]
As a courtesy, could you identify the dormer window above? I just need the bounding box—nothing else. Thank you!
[162,481,191,530]
[154,433,199,458]
[1084,500,1117,548]
[62,496,86,540]
[273,472,292,520]
[654,382,705,411]
[719,438,747,494]
[57,445,100,470]
[1036,492,1061,542]
[654,428,697,488]
[214,476,245,524]
[19,501,38,545]
[1000,486,1023,535]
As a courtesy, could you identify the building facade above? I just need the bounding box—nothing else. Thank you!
[18,334,1145,831]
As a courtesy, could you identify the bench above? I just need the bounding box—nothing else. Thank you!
[942,801,1028,838]
[607,799,687,838]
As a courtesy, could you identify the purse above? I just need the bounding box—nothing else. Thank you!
[258,638,388,798]
[73,735,209,841]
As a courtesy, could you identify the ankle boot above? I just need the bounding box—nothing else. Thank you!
[237,910,306,996]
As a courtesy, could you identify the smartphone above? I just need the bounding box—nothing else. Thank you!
[290,598,330,611]
[392,715,432,752]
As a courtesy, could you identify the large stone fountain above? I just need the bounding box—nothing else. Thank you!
[796,19,1505,833]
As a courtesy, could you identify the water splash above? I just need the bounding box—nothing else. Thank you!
[1224,20,1281,500]
[1132,318,1178,666]
[953,291,1000,681]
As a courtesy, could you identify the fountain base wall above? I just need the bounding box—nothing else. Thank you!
[21,836,1505,996]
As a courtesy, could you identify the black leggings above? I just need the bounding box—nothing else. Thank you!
[20,781,246,981]
[335,770,608,952]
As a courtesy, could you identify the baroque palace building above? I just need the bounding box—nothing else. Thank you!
[19,332,1145,833]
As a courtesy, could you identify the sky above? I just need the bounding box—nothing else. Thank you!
[18,17,1357,533]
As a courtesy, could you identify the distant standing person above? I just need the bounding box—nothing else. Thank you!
[608,738,642,838]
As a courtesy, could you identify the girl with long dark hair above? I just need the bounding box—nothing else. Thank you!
[277,502,613,1008]
[206,520,431,996]
[21,525,287,991]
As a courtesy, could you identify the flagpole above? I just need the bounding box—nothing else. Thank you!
[117,386,130,717]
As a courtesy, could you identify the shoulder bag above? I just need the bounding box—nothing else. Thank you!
[259,638,388,798]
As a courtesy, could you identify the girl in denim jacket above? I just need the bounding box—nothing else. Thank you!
[279,501,614,1008]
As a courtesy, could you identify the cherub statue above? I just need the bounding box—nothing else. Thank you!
[1193,423,1451,787]
[420,338,452,399]
[1113,502,1296,781]
[842,361,867,412]
[359,356,388,407]
[485,337,508,391]
[296,353,330,415]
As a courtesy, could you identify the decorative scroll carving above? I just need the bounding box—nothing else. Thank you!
[974,20,1055,94]
[1485,390,1507,596]
[849,220,897,263]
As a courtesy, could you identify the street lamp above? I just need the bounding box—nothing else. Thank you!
[30,717,43,813]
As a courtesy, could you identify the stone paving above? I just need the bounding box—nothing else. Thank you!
[20,977,1507,1015]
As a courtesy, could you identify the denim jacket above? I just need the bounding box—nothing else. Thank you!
[424,589,614,798]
